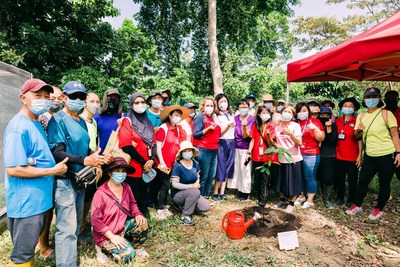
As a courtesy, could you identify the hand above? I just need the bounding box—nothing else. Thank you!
[135,215,148,227]
[116,114,125,126]
[103,153,113,165]
[325,119,332,127]
[282,127,292,136]
[53,157,68,176]
[159,164,169,174]
[192,180,200,189]
[84,148,107,167]
[207,124,216,131]
[95,167,103,183]
[228,121,235,128]
[356,155,362,168]
[394,154,400,167]
[242,119,248,127]
[307,121,317,131]
[143,159,154,173]
[358,121,365,131]
[109,234,128,250]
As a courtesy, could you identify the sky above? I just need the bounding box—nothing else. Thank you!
[107,0,361,62]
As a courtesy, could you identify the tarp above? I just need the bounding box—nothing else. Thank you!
[287,10,400,82]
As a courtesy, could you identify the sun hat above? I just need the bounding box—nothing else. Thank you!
[261,94,278,106]
[160,105,190,122]
[338,97,360,111]
[321,99,335,108]
[20,78,53,95]
[176,141,199,160]
[146,91,163,105]
[277,99,286,105]
[104,157,135,174]
[105,88,120,96]
[306,98,321,107]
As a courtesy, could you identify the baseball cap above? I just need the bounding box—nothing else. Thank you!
[319,106,332,114]
[63,81,87,95]
[20,78,53,95]
[184,103,198,109]
[364,87,381,97]
[245,93,256,101]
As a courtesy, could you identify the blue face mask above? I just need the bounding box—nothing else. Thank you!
[342,107,354,115]
[111,172,127,184]
[364,98,379,109]
[265,103,273,109]
[182,151,193,160]
[29,99,51,115]
[66,98,85,112]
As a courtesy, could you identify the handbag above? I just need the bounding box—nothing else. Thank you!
[74,166,97,190]
[103,118,133,164]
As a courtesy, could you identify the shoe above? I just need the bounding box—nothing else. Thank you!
[156,209,167,220]
[368,208,383,220]
[258,200,266,207]
[163,208,173,217]
[95,245,110,264]
[235,193,243,200]
[212,194,221,202]
[302,201,315,209]
[220,194,228,201]
[181,215,195,226]
[273,199,288,208]
[345,201,352,209]
[294,196,306,206]
[336,199,345,206]
[285,205,294,213]
[136,247,149,259]
[345,204,363,216]
[239,196,250,202]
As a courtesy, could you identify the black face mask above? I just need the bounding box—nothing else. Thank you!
[385,100,398,110]
[163,97,170,106]
[107,99,119,113]
[319,117,330,126]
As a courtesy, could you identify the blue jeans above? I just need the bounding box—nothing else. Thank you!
[197,147,218,197]
[54,179,85,267]
[302,154,320,194]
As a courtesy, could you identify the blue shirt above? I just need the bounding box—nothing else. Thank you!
[4,114,55,218]
[47,111,90,173]
[171,160,199,196]
[94,113,120,153]
[146,109,162,128]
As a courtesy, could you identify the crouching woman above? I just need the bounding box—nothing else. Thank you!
[91,157,149,263]
[171,141,211,225]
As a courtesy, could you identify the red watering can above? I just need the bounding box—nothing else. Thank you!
[222,211,261,239]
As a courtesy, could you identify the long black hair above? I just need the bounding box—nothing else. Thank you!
[255,105,270,132]
[215,93,233,115]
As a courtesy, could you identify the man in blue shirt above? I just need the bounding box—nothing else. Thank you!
[4,78,68,267]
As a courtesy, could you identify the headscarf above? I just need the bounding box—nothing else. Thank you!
[127,93,154,146]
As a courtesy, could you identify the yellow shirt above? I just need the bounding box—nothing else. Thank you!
[355,108,397,157]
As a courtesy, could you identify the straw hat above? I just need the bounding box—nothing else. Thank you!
[176,141,199,160]
[104,157,135,174]
[261,94,278,106]
[160,105,190,122]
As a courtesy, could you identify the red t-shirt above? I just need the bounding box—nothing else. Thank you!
[298,117,324,155]
[118,118,150,178]
[335,115,359,161]
[155,123,187,169]
[193,114,221,150]
[249,123,278,163]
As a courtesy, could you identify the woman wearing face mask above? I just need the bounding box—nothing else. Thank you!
[91,157,149,264]
[213,93,235,201]
[154,106,189,219]
[193,97,221,197]
[274,105,303,213]
[247,106,277,207]
[180,102,198,142]
[118,93,156,216]
[228,99,256,201]
[94,88,124,152]
[335,97,362,208]
[346,88,400,220]
[171,141,210,225]
[306,99,321,119]
[294,102,325,209]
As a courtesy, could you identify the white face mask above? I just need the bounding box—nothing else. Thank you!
[133,103,147,114]
[239,108,249,116]
[151,99,162,109]
[249,102,255,109]
[86,103,100,114]
[281,112,293,122]
[204,106,214,115]
[218,102,228,111]
[171,116,182,124]
[260,114,271,122]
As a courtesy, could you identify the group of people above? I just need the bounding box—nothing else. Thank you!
[4,77,400,266]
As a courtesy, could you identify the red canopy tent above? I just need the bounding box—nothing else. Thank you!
[287,10,400,82]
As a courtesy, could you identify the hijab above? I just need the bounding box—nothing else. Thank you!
[127,93,154,146]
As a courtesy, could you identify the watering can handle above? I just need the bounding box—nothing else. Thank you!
[222,212,231,231]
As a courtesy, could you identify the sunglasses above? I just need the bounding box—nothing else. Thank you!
[67,93,87,100]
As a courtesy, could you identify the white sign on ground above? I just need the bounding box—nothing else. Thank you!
[278,230,299,250]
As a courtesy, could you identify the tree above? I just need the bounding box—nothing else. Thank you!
[208,0,223,95]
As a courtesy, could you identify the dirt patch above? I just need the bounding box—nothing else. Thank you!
[242,206,301,238]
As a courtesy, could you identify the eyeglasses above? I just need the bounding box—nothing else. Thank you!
[133,101,146,105]
[67,93,86,100]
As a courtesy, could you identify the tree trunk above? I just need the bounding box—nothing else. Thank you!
[208,0,223,95]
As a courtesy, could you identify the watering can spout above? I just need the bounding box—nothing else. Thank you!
[244,212,261,230]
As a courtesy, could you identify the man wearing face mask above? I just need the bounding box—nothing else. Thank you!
[94,88,123,153]
[146,91,163,129]
[4,79,68,267]
[47,81,110,266]
[39,86,63,133]
[180,103,198,142]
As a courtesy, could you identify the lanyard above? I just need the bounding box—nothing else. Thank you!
[301,118,309,136]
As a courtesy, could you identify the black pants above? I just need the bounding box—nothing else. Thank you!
[155,170,171,209]
[125,177,149,215]
[354,153,395,210]
[335,159,358,203]
[318,157,336,186]
[252,161,270,202]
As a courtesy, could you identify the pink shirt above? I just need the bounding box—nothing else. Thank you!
[275,121,303,163]
[91,182,142,247]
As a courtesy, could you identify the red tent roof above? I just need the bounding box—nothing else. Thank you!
[287,10,400,82]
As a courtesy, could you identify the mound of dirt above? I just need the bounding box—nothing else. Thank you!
[242,206,301,238]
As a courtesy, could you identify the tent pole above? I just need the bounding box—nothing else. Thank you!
[286,83,290,103]
[388,81,393,90]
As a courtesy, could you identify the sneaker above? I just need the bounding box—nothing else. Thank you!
[368,208,383,220]
[136,247,149,259]
[302,201,315,209]
[156,209,167,220]
[163,208,174,217]
[181,215,195,226]
[273,199,288,208]
[258,200,266,207]
[345,204,363,216]
[212,194,220,202]
[220,194,228,201]
[285,204,294,213]
[95,245,110,264]
[294,196,306,206]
